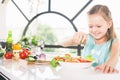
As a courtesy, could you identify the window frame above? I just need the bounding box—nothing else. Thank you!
[11,0,93,56]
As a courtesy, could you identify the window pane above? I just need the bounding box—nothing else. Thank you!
[13,0,48,20]
[52,0,89,19]
[25,13,75,45]
[6,1,28,42]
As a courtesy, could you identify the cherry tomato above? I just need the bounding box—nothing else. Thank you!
[4,52,13,59]
[78,58,91,63]
[19,52,27,59]
[22,48,31,56]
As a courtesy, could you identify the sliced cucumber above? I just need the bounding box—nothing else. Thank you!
[27,56,36,62]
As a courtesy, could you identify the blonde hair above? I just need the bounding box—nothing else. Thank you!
[88,4,116,40]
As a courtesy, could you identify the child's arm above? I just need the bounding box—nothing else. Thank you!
[60,32,87,47]
[95,39,120,73]
[105,39,120,72]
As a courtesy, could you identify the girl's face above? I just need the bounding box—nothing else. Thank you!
[88,14,111,41]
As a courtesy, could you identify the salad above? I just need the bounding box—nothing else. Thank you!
[50,54,93,67]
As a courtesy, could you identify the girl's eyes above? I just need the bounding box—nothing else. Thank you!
[89,26,101,28]
[97,26,101,28]
[89,26,93,28]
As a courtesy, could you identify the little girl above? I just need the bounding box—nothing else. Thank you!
[61,4,120,73]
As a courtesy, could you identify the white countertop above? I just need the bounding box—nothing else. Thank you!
[0,58,120,80]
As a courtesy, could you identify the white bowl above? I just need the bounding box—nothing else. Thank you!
[59,62,92,69]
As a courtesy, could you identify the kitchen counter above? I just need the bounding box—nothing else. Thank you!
[0,58,120,80]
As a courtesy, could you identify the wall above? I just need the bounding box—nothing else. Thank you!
[0,1,7,40]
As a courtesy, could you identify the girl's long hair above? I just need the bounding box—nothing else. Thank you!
[88,4,116,40]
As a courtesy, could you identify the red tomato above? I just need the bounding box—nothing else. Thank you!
[19,52,27,59]
[22,48,30,56]
[78,58,91,63]
[4,52,13,59]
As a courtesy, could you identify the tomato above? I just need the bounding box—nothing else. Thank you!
[22,48,31,56]
[19,52,27,59]
[78,58,91,63]
[4,52,13,59]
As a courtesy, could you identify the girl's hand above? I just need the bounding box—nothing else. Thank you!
[72,32,87,45]
[60,32,87,47]
[94,63,119,73]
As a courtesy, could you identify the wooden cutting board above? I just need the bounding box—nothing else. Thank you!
[27,60,50,65]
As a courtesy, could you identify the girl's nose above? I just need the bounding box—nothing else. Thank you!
[92,26,97,32]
